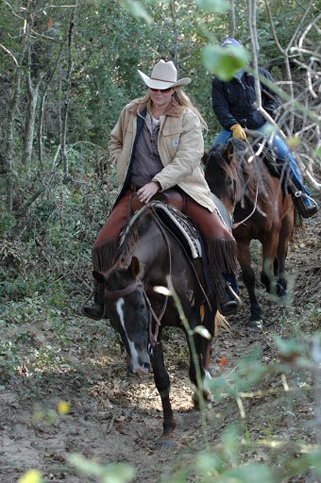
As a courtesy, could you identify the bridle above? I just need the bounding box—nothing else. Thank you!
[104,279,143,299]
[103,276,165,349]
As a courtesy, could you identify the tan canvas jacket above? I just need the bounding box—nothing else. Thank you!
[109,101,215,212]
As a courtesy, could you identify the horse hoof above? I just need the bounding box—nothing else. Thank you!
[248,319,263,329]
[192,390,213,410]
[276,283,287,297]
[155,437,175,450]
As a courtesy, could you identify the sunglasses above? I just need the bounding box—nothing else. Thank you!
[150,87,173,93]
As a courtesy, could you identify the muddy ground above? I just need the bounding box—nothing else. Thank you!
[0,199,320,483]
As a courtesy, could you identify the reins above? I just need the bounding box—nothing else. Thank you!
[232,139,265,229]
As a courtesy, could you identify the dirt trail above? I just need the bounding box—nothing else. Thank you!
[0,203,320,482]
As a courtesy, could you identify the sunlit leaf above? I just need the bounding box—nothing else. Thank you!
[202,44,249,81]
[285,136,300,150]
[196,0,229,12]
[154,285,171,296]
[57,400,70,415]
[18,470,43,483]
[193,325,212,339]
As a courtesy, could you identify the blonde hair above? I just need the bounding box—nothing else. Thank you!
[131,88,208,130]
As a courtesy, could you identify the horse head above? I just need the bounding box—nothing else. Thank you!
[204,140,243,215]
[93,256,151,376]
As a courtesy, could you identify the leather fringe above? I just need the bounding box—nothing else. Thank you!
[204,236,238,277]
[92,237,119,272]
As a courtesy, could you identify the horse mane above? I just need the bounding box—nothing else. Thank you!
[228,139,275,205]
[114,209,154,265]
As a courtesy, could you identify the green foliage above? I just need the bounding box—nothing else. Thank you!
[68,454,135,483]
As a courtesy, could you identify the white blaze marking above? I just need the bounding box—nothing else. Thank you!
[116,298,140,370]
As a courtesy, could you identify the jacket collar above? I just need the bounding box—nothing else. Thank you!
[128,101,183,117]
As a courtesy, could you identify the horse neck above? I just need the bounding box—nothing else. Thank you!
[119,213,166,269]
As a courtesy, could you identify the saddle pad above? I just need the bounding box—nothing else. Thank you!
[119,201,202,259]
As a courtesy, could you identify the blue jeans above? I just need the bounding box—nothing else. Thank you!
[212,123,309,196]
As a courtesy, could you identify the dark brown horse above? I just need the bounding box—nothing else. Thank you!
[204,138,295,327]
[93,202,217,447]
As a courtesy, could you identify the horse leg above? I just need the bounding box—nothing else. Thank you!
[237,239,262,326]
[275,204,294,297]
[260,229,280,296]
[150,340,176,449]
[184,314,212,408]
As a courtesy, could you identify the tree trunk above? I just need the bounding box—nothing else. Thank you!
[38,43,64,167]
[229,0,236,38]
[3,38,28,211]
[61,8,77,183]
[22,76,40,169]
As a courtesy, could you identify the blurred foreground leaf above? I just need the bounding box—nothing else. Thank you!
[18,470,43,483]
[202,44,249,80]
[68,454,135,483]
[120,0,152,24]
[223,463,276,482]
[196,0,229,12]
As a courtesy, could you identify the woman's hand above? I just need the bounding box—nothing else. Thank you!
[137,182,160,203]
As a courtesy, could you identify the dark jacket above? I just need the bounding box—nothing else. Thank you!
[211,67,280,130]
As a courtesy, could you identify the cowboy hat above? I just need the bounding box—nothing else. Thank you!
[137,60,191,90]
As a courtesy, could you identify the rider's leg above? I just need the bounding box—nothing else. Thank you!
[211,129,232,149]
[258,123,318,217]
[184,195,241,316]
[82,189,134,320]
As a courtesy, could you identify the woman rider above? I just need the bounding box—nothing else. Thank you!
[82,59,241,319]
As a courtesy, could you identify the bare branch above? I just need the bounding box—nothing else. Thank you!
[0,43,19,67]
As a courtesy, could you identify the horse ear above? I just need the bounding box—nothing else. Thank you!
[128,256,140,278]
[93,270,106,284]
[225,140,235,165]
[201,151,209,165]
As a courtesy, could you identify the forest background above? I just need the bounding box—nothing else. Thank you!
[0,0,321,482]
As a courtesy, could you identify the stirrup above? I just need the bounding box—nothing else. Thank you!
[217,283,242,316]
[226,282,242,306]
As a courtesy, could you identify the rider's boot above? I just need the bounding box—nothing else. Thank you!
[206,236,241,316]
[293,191,318,219]
[82,282,104,320]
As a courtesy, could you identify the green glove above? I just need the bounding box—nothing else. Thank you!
[231,124,247,140]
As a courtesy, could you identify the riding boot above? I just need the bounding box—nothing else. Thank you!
[292,191,318,218]
[284,175,318,218]
[82,237,119,321]
[205,236,241,316]
[82,281,105,320]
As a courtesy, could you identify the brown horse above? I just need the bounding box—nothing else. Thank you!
[204,138,295,327]
[93,202,217,447]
